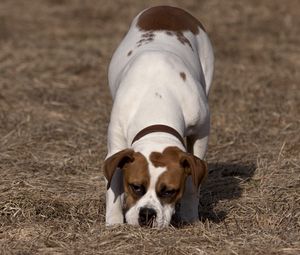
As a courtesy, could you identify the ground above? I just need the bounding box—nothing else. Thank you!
[0,0,299,254]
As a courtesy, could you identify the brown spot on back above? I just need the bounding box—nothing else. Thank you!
[137,6,205,34]
[142,31,155,38]
[123,152,150,210]
[175,31,193,49]
[136,32,155,47]
[180,72,186,81]
[127,50,132,56]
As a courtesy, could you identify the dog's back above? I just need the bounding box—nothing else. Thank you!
[108,6,214,99]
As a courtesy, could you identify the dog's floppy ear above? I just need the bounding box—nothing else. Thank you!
[179,153,207,189]
[103,149,134,189]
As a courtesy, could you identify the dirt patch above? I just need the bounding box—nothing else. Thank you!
[0,0,299,254]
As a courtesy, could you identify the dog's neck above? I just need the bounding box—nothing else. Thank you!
[131,132,186,157]
[131,124,185,147]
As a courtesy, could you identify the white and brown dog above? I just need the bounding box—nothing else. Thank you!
[104,6,214,228]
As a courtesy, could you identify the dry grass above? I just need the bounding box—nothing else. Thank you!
[0,0,299,254]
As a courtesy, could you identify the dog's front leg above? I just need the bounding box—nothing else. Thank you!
[105,167,124,225]
[181,126,209,222]
[180,176,200,223]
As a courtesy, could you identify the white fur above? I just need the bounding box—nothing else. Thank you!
[105,7,214,227]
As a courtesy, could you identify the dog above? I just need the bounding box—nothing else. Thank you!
[104,6,214,228]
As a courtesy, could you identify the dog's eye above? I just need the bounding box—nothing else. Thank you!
[159,187,178,198]
[129,183,146,196]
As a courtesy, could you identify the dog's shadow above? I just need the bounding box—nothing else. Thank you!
[198,162,256,223]
[172,161,256,226]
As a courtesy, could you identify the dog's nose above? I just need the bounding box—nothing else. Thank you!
[138,207,157,226]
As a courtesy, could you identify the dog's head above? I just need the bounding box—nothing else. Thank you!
[103,146,207,228]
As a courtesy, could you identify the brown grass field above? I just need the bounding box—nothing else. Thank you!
[0,0,299,254]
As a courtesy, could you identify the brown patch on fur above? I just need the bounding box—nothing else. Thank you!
[157,167,187,205]
[103,149,135,189]
[123,152,150,210]
[137,6,205,34]
[142,31,155,38]
[150,146,207,204]
[175,31,193,49]
[180,72,186,81]
[136,31,155,47]
[151,147,187,204]
[127,50,132,56]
